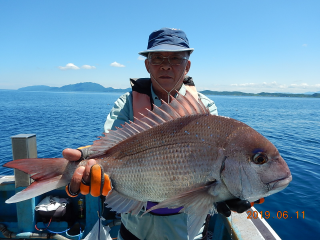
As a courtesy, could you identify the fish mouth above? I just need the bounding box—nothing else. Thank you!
[267,175,292,194]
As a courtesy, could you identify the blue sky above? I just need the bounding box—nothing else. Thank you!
[0,0,319,93]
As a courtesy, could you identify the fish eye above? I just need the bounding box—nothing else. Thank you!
[252,152,268,164]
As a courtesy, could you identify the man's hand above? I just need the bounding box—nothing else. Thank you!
[62,148,83,161]
[63,148,111,197]
[216,198,264,217]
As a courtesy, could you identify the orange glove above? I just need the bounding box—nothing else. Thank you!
[80,164,112,197]
[251,198,265,207]
[66,164,112,198]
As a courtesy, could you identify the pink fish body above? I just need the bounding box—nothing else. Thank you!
[4,91,292,239]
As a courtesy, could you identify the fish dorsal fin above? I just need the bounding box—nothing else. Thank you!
[151,104,173,121]
[183,90,207,114]
[175,92,198,115]
[146,109,166,124]
[158,100,181,119]
[90,90,208,156]
[168,95,189,117]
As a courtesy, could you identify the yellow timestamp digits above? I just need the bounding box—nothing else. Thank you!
[247,211,305,219]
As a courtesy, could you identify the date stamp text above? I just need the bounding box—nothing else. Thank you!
[247,211,305,219]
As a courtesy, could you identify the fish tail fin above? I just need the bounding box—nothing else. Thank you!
[3,158,70,203]
[5,175,68,203]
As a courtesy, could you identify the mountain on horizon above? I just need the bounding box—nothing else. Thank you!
[18,82,131,92]
[304,91,320,95]
[14,82,320,98]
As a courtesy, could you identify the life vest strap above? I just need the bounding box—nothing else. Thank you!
[132,91,152,119]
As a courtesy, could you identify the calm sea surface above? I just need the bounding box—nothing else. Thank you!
[0,90,319,240]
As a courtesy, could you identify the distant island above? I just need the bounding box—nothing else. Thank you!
[17,82,131,93]
[15,82,320,98]
[201,90,320,98]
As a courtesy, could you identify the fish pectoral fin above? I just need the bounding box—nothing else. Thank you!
[144,182,218,240]
[104,190,146,215]
[144,182,218,215]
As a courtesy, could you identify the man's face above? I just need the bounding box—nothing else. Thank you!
[145,52,191,93]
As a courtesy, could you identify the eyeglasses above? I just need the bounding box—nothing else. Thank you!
[148,54,188,65]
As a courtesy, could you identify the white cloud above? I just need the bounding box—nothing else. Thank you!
[302,44,308,47]
[233,81,281,88]
[81,65,96,69]
[239,83,255,86]
[234,82,272,88]
[137,56,145,60]
[110,62,125,67]
[289,83,309,88]
[231,83,258,87]
[58,63,80,70]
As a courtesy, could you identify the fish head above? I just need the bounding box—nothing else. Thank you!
[220,127,292,202]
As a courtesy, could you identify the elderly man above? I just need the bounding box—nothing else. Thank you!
[63,28,252,240]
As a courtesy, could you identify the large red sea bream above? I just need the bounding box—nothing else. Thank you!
[4,91,292,239]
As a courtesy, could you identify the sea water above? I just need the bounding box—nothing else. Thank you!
[0,90,319,240]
